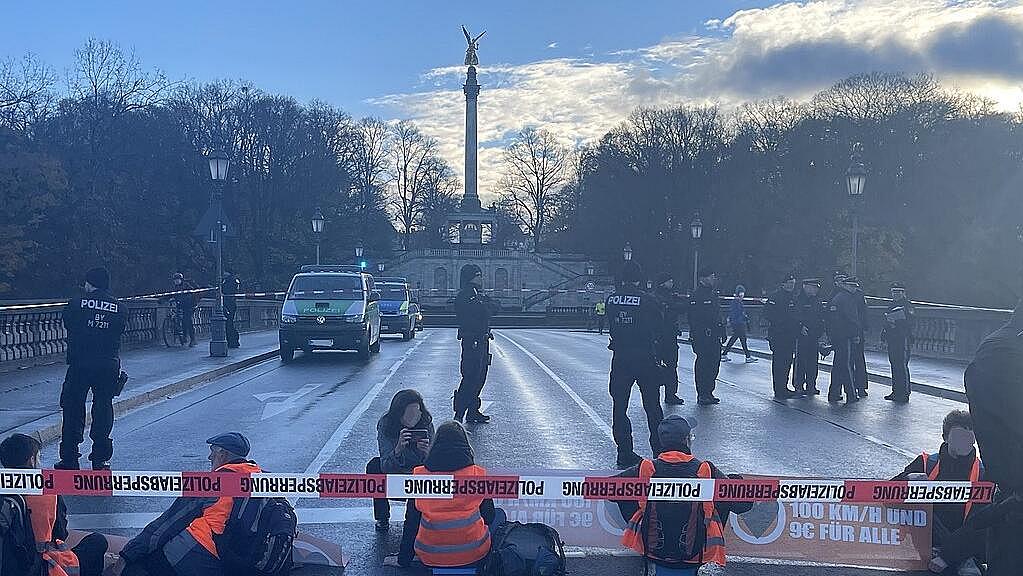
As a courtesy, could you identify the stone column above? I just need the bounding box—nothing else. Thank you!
[462,66,482,212]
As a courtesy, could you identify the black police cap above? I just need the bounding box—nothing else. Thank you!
[802,278,821,286]
[890,281,906,290]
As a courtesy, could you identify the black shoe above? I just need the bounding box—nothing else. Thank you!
[375,519,390,533]
[858,389,868,397]
[884,394,909,403]
[697,396,721,405]
[92,461,110,471]
[774,391,794,400]
[664,395,685,405]
[846,395,860,405]
[466,411,491,424]
[453,410,466,423]
[54,460,79,470]
[828,397,842,403]
[616,451,643,469]
[808,387,821,395]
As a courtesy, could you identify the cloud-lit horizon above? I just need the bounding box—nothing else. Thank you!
[370,0,1023,203]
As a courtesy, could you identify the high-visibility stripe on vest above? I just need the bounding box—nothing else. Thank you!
[621,452,727,567]
[595,302,606,315]
[185,460,262,558]
[413,464,491,567]
[921,452,982,518]
[24,495,80,576]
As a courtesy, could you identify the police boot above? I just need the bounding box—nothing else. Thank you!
[664,394,685,405]
[466,410,491,424]
[92,461,111,471]
[54,459,80,470]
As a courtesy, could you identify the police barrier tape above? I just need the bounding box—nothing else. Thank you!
[0,469,996,504]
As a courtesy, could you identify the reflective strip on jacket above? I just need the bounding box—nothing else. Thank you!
[24,495,80,576]
[413,464,491,567]
[621,452,727,567]
[185,460,262,558]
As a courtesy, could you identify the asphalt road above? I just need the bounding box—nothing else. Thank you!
[43,328,965,575]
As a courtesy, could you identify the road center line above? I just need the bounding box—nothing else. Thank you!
[303,333,431,476]
[497,331,613,440]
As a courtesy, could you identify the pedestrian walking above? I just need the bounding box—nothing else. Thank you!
[882,282,914,402]
[653,273,685,405]
[721,285,756,363]
[794,278,826,395]
[688,266,725,405]
[221,272,241,348]
[826,275,860,404]
[56,267,126,471]
[765,274,800,399]
[453,264,495,424]
[606,261,664,468]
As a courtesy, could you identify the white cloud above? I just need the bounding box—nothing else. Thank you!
[547,42,559,49]
[370,0,1023,204]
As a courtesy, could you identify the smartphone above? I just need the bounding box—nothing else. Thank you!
[408,429,429,441]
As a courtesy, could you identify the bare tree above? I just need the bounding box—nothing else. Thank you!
[389,120,439,249]
[69,39,177,116]
[0,53,56,131]
[499,127,569,252]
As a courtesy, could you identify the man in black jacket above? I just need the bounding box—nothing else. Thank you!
[826,275,861,404]
[964,301,1023,575]
[221,273,241,349]
[882,282,915,402]
[794,278,826,396]
[689,266,725,405]
[765,274,800,399]
[453,264,496,424]
[850,277,870,397]
[653,273,685,406]
[58,267,126,471]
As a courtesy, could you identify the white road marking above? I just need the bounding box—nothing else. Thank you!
[254,383,321,420]
[497,332,613,440]
[303,334,431,476]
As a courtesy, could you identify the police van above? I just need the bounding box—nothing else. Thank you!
[278,265,381,363]
[375,277,417,340]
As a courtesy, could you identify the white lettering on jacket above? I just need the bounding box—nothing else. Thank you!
[81,299,118,313]
[607,295,641,306]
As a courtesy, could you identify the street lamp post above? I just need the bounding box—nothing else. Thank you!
[623,242,633,262]
[378,262,385,274]
[846,142,867,278]
[311,208,324,265]
[355,242,365,268]
[690,213,703,290]
[207,150,231,358]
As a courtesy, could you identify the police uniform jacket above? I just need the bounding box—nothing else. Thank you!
[796,291,826,340]
[688,285,724,343]
[826,289,860,343]
[62,289,126,366]
[765,288,800,342]
[606,285,662,358]
[882,300,914,344]
[454,286,494,340]
[653,286,684,355]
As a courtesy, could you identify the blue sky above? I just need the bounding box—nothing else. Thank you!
[4,1,1023,200]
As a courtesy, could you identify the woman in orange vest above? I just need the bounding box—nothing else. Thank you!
[614,416,752,575]
[396,421,505,569]
[0,433,108,576]
[893,410,986,574]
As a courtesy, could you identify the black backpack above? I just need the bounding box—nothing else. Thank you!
[213,497,297,576]
[0,495,43,576]
[639,459,711,570]
[483,521,566,576]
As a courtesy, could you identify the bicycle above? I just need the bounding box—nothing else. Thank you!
[161,299,188,347]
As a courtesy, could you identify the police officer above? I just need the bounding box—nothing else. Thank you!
[172,272,198,347]
[689,266,725,405]
[594,299,606,335]
[765,274,800,400]
[826,274,860,404]
[453,264,495,424]
[57,267,126,470]
[850,277,869,397]
[882,282,915,402]
[653,273,685,406]
[222,273,241,348]
[606,261,664,468]
[794,278,826,396]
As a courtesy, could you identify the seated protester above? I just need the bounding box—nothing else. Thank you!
[118,433,262,576]
[614,416,753,576]
[397,421,505,570]
[369,389,435,532]
[0,433,108,576]
[892,410,985,575]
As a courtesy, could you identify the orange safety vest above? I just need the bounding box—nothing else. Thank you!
[413,464,491,567]
[24,495,80,576]
[185,460,262,558]
[921,452,982,518]
[622,452,727,567]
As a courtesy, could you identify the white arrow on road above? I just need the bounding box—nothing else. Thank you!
[253,383,320,420]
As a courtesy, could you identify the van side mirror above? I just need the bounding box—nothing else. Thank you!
[369,291,381,302]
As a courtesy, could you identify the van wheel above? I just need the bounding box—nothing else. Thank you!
[280,347,294,363]
[370,334,381,353]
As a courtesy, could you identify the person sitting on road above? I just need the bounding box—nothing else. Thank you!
[118,433,263,576]
[892,410,986,575]
[369,389,434,533]
[395,421,505,570]
[0,433,108,576]
[614,416,753,576]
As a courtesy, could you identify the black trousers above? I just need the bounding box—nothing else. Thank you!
[794,335,820,392]
[597,315,606,335]
[723,324,750,357]
[829,339,858,401]
[769,336,796,397]
[177,304,196,343]
[887,338,911,398]
[609,352,663,456]
[60,360,118,464]
[933,515,986,567]
[691,337,721,399]
[851,339,868,391]
[455,337,490,416]
[73,532,109,576]
[224,306,239,347]
[660,345,680,398]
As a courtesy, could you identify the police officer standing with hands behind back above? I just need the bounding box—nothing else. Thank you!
[882,282,915,402]
[57,267,126,470]
[606,261,664,468]
[453,264,495,424]
[689,266,725,405]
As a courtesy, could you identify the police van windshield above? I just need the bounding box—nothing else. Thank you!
[380,285,409,301]
[287,275,363,300]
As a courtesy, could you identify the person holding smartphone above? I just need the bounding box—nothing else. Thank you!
[368,390,434,532]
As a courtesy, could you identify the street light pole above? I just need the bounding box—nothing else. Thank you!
[846,142,866,278]
[690,213,703,291]
[207,151,231,358]
[311,208,324,265]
